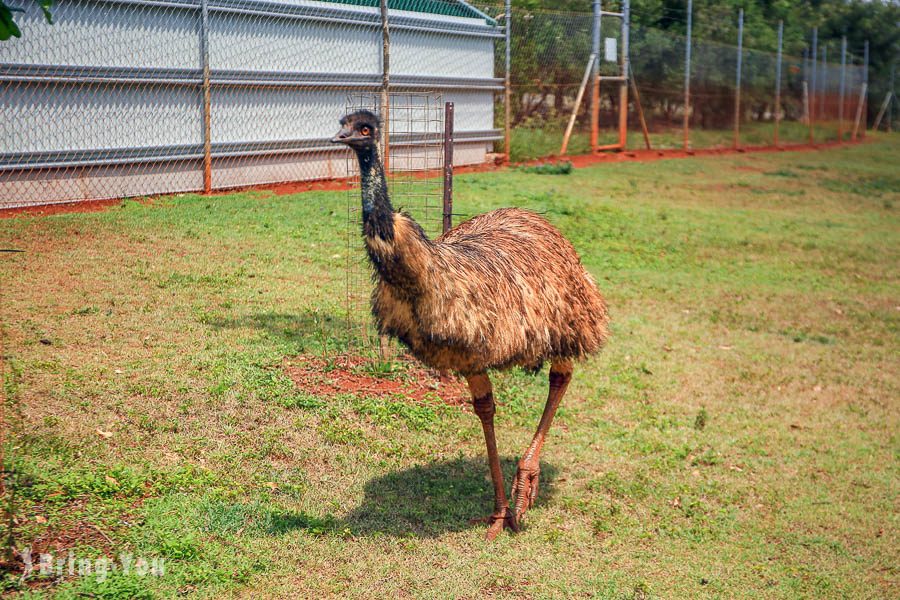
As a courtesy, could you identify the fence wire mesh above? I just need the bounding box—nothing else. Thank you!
[0,0,500,209]
[345,91,445,360]
[0,0,889,210]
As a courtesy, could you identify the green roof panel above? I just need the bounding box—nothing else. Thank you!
[326,0,496,26]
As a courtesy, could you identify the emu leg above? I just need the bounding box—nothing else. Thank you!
[466,373,518,540]
[511,360,573,522]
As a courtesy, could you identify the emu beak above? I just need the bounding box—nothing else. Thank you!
[331,126,353,144]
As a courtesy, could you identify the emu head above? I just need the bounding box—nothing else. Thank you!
[331,110,380,151]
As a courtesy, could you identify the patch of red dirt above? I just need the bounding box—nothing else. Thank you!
[0,139,862,219]
[242,177,354,197]
[19,521,114,559]
[555,138,854,169]
[0,195,160,219]
[0,197,124,219]
[0,503,120,590]
[284,354,470,406]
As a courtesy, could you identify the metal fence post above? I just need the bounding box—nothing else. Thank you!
[802,46,809,124]
[683,0,692,150]
[773,20,783,147]
[805,44,814,144]
[862,39,869,138]
[590,0,601,152]
[618,0,630,148]
[803,79,815,145]
[443,102,454,234]
[380,0,390,170]
[810,27,817,122]
[839,36,846,140]
[200,0,212,194]
[851,80,867,141]
[504,0,511,162]
[890,62,896,133]
[733,8,743,149]
[820,46,827,122]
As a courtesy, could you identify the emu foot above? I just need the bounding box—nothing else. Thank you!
[511,461,540,522]
[471,507,519,540]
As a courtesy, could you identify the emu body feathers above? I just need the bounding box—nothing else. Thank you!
[368,208,609,375]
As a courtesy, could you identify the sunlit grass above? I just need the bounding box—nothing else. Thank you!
[1,135,898,598]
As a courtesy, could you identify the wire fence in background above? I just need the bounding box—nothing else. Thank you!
[481,0,878,160]
[0,0,501,209]
[0,0,893,210]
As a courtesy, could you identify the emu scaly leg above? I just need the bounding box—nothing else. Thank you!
[511,360,573,523]
[466,373,518,540]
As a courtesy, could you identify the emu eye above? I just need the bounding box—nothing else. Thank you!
[360,126,371,136]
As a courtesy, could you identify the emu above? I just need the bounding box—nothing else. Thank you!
[332,110,609,539]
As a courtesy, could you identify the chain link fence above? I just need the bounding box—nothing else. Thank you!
[0,0,501,209]
[485,1,876,159]
[0,0,890,209]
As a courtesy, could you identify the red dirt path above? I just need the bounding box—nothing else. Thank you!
[284,354,470,406]
[0,140,859,219]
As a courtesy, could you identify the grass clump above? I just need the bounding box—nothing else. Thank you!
[519,161,574,175]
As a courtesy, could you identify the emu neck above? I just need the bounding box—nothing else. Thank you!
[356,145,394,241]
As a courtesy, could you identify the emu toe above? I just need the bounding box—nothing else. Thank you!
[483,507,519,540]
[511,461,541,522]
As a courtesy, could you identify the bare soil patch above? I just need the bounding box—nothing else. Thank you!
[284,354,470,406]
[0,502,122,591]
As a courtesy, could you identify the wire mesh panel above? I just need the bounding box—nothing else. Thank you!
[504,6,595,160]
[779,49,810,145]
[477,2,884,159]
[627,22,686,147]
[0,1,499,209]
[344,91,444,359]
[0,1,205,206]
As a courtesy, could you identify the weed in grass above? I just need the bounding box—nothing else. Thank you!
[359,358,404,379]
[588,471,651,500]
[317,418,366,446]
[278,393,325,410]
[694,407,708,431]
[518,161,574,175]
[352,395,445,431]
[764,169,800,178]
[50,571,155,600]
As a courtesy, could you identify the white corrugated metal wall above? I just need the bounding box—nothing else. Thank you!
[0,0,502,207]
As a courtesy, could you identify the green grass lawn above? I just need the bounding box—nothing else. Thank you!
[510,120,853,162]
[1,136,898,598]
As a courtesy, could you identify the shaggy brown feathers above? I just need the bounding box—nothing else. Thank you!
[369,208,609,375]
[332,109,608,376]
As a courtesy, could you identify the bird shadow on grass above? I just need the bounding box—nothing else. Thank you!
[264,457,559,539]
[202,314,560,537]
[202,309,349,351]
